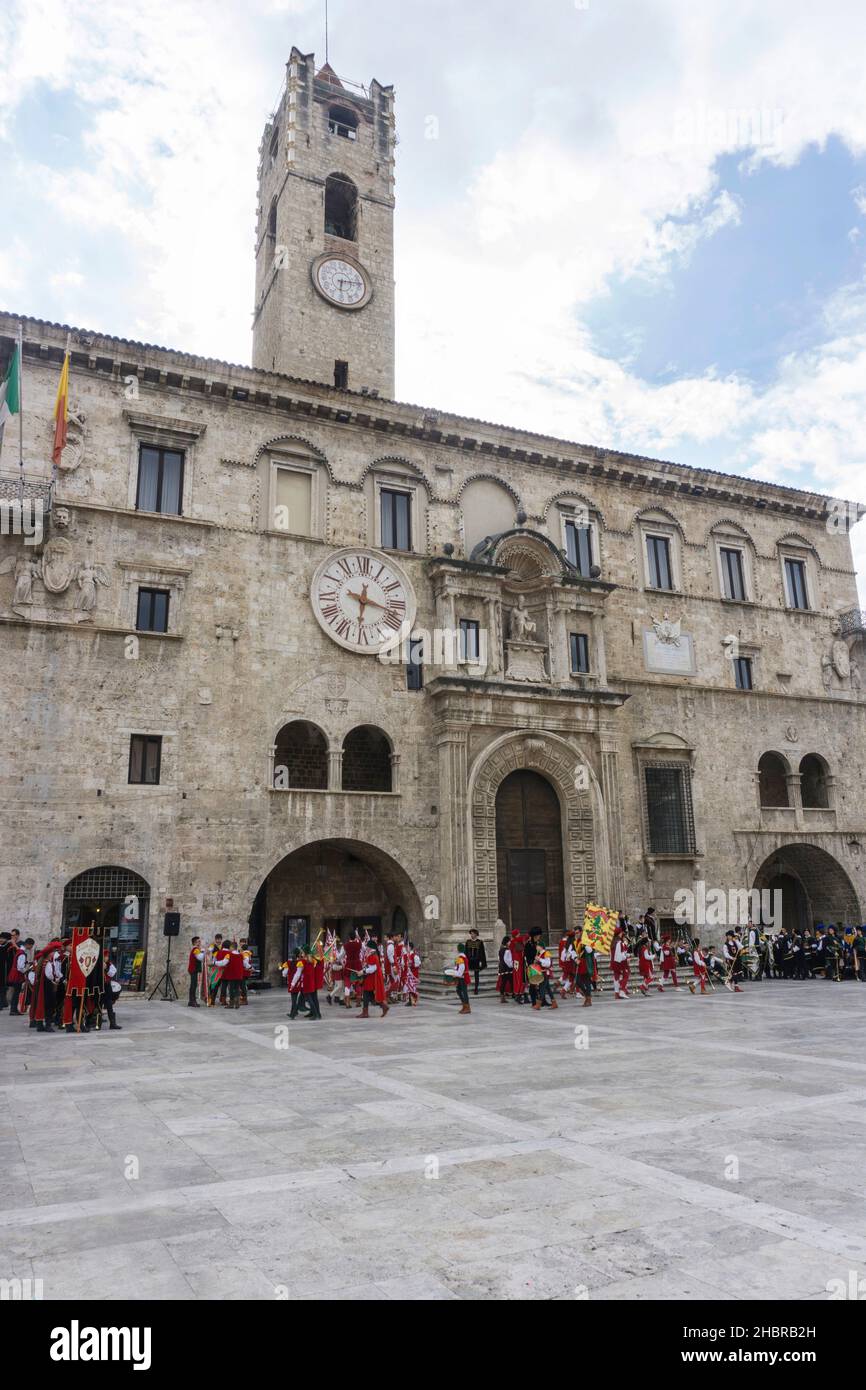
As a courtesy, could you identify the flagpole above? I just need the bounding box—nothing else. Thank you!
[17,322,23,501]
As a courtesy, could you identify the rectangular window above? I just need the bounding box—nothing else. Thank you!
[406,633,424,691]
[644,765,693,854]
[784,557,809,610]
[274,467,312,536]
[334,359,349,389]
[459,618,480,662]
[646,534,673,591]
[128,735,162,786]
[136,446,184,516]
[136,588,170,634]
[720,547,746,601]
[734,656,753,690]
[564,520,593,577]
[381,489,412,551]
[569,632,590,674]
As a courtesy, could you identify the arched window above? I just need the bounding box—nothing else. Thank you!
[342,726,392,792]
[324,173,357,241]
[274,721,328,790]
[800,754,830,809]
[328,105,358,140]
[758,752,790,808]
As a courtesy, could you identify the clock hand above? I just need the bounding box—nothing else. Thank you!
[347,590,385,610]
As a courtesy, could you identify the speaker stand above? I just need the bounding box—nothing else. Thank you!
[148,936,179,1002]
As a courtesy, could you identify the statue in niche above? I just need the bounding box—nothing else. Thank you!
[508,594,537,641]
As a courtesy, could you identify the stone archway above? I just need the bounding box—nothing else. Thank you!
[469,731,603,939]
[249,838,425,980]
[752,843,860,928]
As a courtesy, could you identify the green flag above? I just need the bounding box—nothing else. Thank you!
[0,343,21,431]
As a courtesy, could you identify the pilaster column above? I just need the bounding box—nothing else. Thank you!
[600,739,627,910]
[389,751,401,794]
[436,726,472,949]
[328,748,343,791]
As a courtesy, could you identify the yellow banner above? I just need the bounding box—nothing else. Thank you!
[581,903,618,955]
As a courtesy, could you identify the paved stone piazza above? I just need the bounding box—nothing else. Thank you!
[2,983,865,1303]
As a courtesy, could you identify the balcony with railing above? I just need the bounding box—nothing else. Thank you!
[0,469,54,510]
[839,609,866,637]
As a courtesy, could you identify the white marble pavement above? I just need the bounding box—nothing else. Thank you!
[1,980,865,1301]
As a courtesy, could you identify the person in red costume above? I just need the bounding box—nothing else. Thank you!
[659,935,680,990]
[187,936,204,1007]
[216,941,246,1009]
[637,931,664,995]
[28,940,64,1033]
[302,948,322,1019]
[358,937,389,1019]
[611,923,631,1000]
[509,929,528,1004]
[343,930,363,1010]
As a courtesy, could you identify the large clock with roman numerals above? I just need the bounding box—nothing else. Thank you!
[310,547,416,655]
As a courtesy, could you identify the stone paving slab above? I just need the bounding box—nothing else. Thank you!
[1,982,864,1300]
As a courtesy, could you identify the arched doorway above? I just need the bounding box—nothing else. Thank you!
[249,839,423,980]
[495,770,565,935]
[62,866,151,989]
[752,844,860,930]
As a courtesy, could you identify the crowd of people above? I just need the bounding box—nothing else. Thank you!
[188,928,423,1020]
[0,930,122,1033]
[6,909,863,1038]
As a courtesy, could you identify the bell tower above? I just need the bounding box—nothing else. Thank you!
[252,48,396,398]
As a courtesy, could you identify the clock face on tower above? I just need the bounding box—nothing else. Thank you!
[310,548,416,654]
[312,254,371,309]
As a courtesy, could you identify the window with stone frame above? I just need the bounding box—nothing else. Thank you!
[342,725,393,792]
[273,721,328,790]
[642,762,696,855]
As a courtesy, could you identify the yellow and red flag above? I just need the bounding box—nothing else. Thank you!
[52,349,70,466]
[581,903,618,956]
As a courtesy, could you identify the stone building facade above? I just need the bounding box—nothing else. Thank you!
[1,49,864,988]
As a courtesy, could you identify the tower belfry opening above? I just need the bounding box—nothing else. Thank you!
[251,47,396,398]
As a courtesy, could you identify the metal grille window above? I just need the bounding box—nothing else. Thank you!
[734,656,753,690]
[129,734,162,785]
[564,520,593,577]
[646,534,673,591]
[644,763,695,855]
[720,547,746,601]
[64,866,149,902]
[784,557,809,610]
[569,632,590,674]
[136,587,170,633]
[380,488,411,551]
[136,446,184,515]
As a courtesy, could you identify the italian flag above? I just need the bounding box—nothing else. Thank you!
[52,349,70,466]
[0,342,21,438]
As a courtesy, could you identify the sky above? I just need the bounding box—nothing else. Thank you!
[1,0,865,596]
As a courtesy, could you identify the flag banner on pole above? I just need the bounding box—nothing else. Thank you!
[581,903,618,955]
[52,350,70,466]
[0,342,21,433]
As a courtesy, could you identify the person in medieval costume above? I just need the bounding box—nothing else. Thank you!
[216,941,246,1009]
[723,930,744,992]
[558,930,577,999]
[7,937,33,1016]
[688,939,711,995]
[496,933,513,1002]
[343,929,363,1009]
[445,944,472,1015]
[509,929,528,1004]
[465,929,487,995]
[576,939,597,1006]
[325,932,346,1005]
[102,949,122,1030]
[238,938,253,1004]
[300,947,322,1020]
[206,934,227,1005]
[28,940,64,1032]
[358,937,389,1019]
[637,932,664,995]
[611,923,631,1000]
[659,936,680,990]
[282,952,306,1019]
[532,941,558,1009]
[404,941,421,1006]
[188,936,204,1007]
